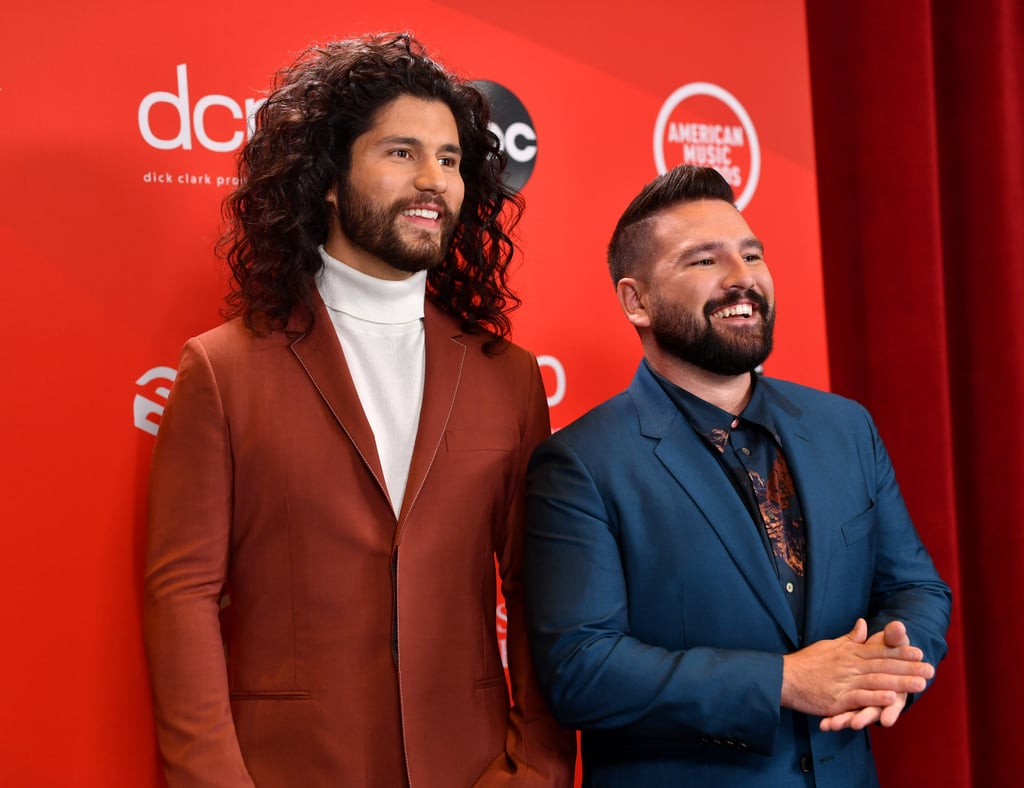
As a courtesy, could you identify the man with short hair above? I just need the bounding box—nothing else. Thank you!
[524,165,950,786]
[144,33,574,787]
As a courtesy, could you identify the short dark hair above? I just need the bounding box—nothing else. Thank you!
[220,32,523,352]
[607,165,735,284]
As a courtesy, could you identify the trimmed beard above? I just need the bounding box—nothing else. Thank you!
[336,179,458,274]
[650,288,775,376]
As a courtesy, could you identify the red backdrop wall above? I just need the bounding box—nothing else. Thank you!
[1,2,827,784]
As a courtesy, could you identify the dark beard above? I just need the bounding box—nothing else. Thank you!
[336,180,457,274]
[650,289,775,375]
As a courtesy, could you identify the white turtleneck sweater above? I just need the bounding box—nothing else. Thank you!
[316,247,426,517]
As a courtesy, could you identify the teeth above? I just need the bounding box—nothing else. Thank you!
[713,303,754,319]
[403,208,439,220]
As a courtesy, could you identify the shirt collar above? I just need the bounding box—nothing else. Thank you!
[645,359,781,448]
[316,246,427,324]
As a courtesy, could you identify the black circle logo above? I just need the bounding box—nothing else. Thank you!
[472,80,537,193]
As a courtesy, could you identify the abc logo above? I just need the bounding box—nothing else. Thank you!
[472,81,537,193]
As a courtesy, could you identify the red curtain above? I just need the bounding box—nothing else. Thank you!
[806,0,1023,785]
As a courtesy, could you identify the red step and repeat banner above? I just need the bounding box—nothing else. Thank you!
[1,1,826,783]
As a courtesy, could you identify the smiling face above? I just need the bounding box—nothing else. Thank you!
[619,198,776,376]
[325,95,465,280]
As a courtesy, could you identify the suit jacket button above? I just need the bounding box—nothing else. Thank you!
[800,754,813,773]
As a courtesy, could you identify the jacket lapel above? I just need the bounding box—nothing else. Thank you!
[762,380,842,642]
[396,302,465,529]
[287,293,390,506]
[630,364,801,647]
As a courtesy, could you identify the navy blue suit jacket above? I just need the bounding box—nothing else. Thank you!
[525,362,951,787]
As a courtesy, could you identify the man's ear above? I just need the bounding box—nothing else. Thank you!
[616,277,651,328]
[323,186,343,252]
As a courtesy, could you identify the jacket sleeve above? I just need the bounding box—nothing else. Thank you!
[523,433,784,755]
[476,353,577,787]
[143,338,254,787]
[859,406,952,696]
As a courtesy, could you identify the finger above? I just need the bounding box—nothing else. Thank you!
[878,695,908,728]
[882,620,909,648]
[857,645,928,665]
[860,658,934,680]
[851,672,928,694]
[846,618,868,643]
[819,710,857,732]
[850,636,921,662]
[842,650,930,677]
[841,689,899,710]
[864,629,886,646]
[848,706,883,730]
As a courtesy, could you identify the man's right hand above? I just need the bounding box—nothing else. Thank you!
[780,618,934,719]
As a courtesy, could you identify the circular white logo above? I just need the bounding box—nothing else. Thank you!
[472,80,537,193]
[653,82,761,210]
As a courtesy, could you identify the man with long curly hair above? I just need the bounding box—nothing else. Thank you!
[144,33,574,787]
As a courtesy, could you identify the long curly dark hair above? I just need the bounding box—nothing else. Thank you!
[219,33,523,353]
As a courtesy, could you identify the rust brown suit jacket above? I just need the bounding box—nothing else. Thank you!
[144,295,575,787]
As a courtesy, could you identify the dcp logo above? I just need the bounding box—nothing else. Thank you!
[472,81,537,193]
[653,82,761,210]
[138,64,264,152]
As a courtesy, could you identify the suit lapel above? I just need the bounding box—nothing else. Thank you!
[288,293,390,506]
[396,302,465,529]
[763,382,842,642]
[631,365,801,647]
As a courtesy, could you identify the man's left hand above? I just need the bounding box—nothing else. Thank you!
[819,620,915,731]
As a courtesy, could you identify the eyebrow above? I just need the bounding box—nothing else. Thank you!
[377,135,462,156]
[678,237,764,258]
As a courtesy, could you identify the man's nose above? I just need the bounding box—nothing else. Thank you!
[414,158,448,193]
[722,255,755,290]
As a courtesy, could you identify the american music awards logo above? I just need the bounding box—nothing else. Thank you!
[653,82,761,210]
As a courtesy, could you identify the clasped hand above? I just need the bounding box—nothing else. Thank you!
[781,618,933,732]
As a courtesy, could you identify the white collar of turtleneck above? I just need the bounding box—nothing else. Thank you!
[317,246,427,324]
